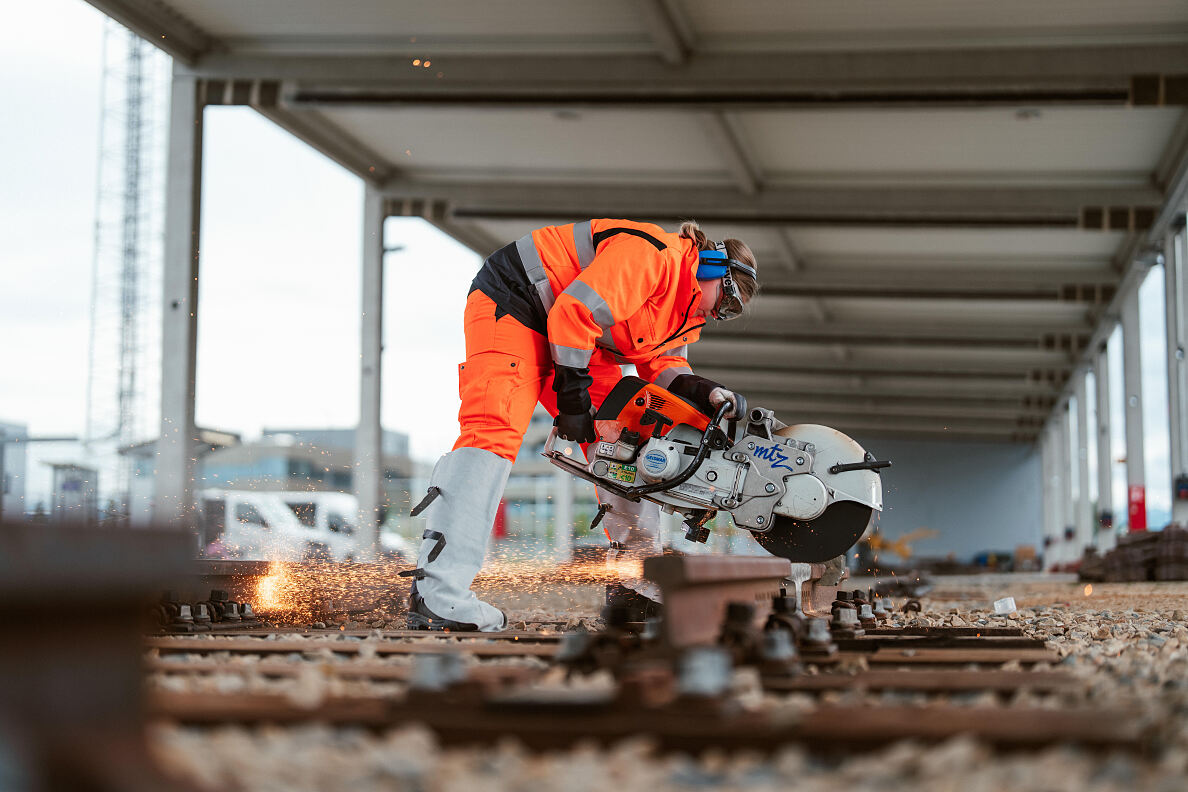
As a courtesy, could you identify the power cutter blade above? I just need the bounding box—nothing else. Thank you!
[750,501,872,563]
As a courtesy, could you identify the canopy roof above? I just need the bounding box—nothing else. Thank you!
[91,0,1188,442]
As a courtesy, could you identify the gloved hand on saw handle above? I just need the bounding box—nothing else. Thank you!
[553,363,599,443]
[668,374,748,421]
[709,387,747,421]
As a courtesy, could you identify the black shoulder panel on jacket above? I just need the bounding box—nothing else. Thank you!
[592,227,666,252]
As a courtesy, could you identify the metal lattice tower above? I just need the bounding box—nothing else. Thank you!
[84,20,169,518]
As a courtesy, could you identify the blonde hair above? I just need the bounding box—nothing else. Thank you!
[678,220,759,302]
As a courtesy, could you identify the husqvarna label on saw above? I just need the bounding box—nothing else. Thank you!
[643,450,668,476]
[607,463,637,483]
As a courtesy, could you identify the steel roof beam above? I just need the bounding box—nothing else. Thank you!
[752,395,1049,422]
[689,338,1074,375]
[692,368,1059,401]
[698,111,762,195]
[784,413,1039,441]
[634,0,692,65]
[378,179,1161,229]
[83,0,213,64]
[249,105,396,186]
[178,45,1188,108]
[707,318,1090,344]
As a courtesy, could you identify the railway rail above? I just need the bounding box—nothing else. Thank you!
[140,553,1152,755]
[1,520,1168,790]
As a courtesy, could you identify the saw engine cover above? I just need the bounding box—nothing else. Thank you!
[543,376,888,563]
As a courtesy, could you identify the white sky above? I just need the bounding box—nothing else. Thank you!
[1,0,477,503]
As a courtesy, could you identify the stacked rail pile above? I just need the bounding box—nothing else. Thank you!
[1079,525,1188,582]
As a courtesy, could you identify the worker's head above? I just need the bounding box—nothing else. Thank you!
[679,220,759,321]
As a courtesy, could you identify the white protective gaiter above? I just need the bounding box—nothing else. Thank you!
[414,446,512,631]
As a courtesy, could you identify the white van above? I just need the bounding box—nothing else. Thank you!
[200,489,414,562]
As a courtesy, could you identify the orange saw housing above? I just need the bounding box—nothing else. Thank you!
[594,376,711,442]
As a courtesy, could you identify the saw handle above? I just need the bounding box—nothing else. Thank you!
[829,459,892,475]
[542,400,733,502]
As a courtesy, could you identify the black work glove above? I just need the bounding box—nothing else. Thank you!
[553,363,597,442]
[668,373,747,421]
[555,411,597,443]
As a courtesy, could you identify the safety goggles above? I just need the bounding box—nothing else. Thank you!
[698,244,757,321]
[713,269,746,321]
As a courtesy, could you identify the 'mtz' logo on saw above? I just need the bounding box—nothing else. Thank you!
[753,443,795,472]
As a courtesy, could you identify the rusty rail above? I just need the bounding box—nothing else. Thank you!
[643,555,791,648]
[146,688,1152,753]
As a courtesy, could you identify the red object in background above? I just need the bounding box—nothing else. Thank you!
[492,500,507,539]
[1128,485,1147,532]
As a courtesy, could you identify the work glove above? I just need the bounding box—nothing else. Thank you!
[555,411,598,443]
[668,373,747,421]
[709,387,747,421]
[553,362,597,442]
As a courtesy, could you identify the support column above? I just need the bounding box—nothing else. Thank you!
[1074,373,1092,556]
[1039,426,1054,565]
[155,71,203,529]
[1167,229,1188,524]
[1121,285,1147,531]
[1094,343,1114,544]
[354,188,384,561]
[1056,407,1072,565]
[553,469,573,562]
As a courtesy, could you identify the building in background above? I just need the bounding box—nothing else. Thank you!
[46,462,98,525]
[0,421,29,520]
[121,428,241,526]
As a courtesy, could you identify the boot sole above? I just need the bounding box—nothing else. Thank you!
[407,610,483,632]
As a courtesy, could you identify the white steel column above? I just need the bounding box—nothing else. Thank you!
[1056,406,1072,565]
[355,188,384,561]
[1039,425,1054,564]
[1167,228,1188,523]
[1094,343,1114,543]
[155,71,203,528]
[1121,285,1147,530]
[1074,374,1092,555]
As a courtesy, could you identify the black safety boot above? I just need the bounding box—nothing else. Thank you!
[406,580,486,631]
[602,583,662,622]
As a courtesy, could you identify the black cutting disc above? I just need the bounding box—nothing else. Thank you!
[750,501,872,563]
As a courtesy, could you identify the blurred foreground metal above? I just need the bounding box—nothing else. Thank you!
[0,520,195,791]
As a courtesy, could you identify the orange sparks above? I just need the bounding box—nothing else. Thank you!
[1083,584,1093,596]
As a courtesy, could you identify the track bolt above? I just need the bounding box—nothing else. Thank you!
[677,647,731,698]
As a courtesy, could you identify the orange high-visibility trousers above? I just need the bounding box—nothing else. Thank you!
[453,291,623,462]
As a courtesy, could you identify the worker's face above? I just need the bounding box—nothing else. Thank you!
[695,278,750,320]
[695,279,721,318]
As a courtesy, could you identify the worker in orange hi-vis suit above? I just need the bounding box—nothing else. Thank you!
[403,219,760,631]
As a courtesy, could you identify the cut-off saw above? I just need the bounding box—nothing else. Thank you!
[545,376,889,562]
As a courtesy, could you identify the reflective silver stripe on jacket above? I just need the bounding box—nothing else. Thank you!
[654,365,693,389]
[550,342,593,368]
[516,233,555,313]
[562,280,615,330]
[573,220,595,270]
[664,345,688,360]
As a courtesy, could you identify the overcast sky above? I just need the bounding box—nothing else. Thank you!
[1,0,477,504]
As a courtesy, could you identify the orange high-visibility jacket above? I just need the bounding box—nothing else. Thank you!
[515,219,705,387]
